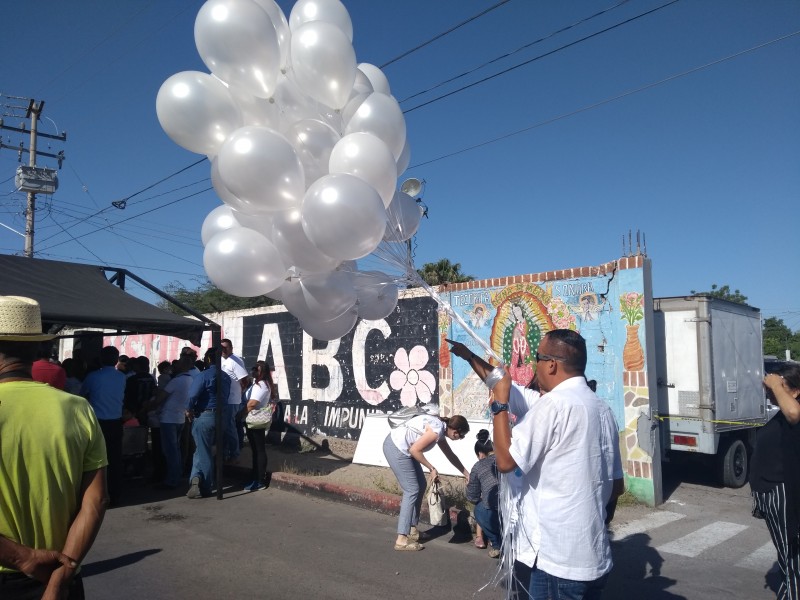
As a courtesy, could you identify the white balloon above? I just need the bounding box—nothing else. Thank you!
[353,270,399,320]
[284,119,340,186]
[156,71,242,155]
[300,306,358,341]
[289,0,353,42]
[272,208,340,274]
[396,138,411,177]
[344,92,406,160]
[203,227,286,296]
[329,132,397,207]
[239,211,278,237]
[230,88,280,128]
[210,156,253,215]
[384,191,422,242]
[194,0,280,98]
[252,0,290,70]
[352,68,375,96]
[201,205,242,245]
[301,174,387,260]
[217,125,305,213]
[339,91,369,129]
[289,21,356,109]
[281,269,356,322]
[357,63,391,95]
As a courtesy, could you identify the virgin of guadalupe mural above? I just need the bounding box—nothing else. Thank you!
[489,285,555,388]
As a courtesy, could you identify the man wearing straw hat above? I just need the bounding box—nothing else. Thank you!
[0,296,108,599]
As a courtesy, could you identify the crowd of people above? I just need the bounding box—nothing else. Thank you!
[25,334,277,504]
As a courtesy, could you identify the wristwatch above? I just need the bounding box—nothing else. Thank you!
[490,400,509,415]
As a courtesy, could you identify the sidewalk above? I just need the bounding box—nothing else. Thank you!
[226,434,465,524]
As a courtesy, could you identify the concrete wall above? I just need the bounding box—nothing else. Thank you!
[60,253,660,505]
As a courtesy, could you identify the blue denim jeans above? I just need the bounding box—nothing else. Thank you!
[383,434,427,535]
[190,411,216,494]
[223,403,240,461]
[529,567,608,600]
[160,422,184,487]
[474,501,501,548]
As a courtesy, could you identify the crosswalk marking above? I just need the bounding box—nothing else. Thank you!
[736,542,776,571]
[611,511,686,540]
[656,522,748,557]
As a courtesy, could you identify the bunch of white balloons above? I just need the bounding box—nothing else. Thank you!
[157,0,423,340]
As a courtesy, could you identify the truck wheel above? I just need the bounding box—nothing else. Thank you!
[720,438,748,488]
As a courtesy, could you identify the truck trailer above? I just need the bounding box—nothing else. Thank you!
[653,295,767,487]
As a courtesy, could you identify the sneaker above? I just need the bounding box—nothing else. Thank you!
[187,476,202,499]
[245,481,266,492]
[488,547,501,559]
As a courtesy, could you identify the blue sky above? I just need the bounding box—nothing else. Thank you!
[1,0,798,330]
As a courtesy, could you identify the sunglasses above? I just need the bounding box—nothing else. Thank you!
[535,352,566,363]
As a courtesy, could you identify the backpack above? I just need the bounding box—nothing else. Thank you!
[387,403,440,430]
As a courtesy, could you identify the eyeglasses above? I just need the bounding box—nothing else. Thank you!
[535,352,566,363]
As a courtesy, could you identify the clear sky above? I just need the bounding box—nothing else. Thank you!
[1,0,798,330]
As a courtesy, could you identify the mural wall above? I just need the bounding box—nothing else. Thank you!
[437,255,659,505]
[60,254,659,504]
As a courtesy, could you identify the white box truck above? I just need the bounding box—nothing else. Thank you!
[653,295,767,487]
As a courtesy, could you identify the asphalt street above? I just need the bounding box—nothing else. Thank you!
[79,467,781,600]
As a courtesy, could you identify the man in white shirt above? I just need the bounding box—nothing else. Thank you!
[456,330,624,599]
[220,338,249,462]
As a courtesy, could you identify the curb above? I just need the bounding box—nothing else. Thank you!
[268,472,463,524]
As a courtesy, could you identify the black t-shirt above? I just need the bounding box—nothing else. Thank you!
[750,413,784,491]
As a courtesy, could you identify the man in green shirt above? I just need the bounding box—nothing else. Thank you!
[0,296,108,599]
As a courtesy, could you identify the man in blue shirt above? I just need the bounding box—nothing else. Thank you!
[186,347,230,499]
[80,345,126,506]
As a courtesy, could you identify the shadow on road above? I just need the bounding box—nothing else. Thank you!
[607,532,686,599]
[81,549,161,577]
[661,457,726,501]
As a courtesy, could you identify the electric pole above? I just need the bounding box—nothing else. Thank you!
[0,96,67,257]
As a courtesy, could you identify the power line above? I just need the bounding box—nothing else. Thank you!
[403,0,680,114]
[379,0,514,69]
[398,0,630,104]
[35,158,207,246]
[38,186,213,253]
[411,29,800,168]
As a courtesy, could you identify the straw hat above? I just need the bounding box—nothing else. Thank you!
[0,296,56,341]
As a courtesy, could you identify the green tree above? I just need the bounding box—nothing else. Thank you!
[689,284,748,304]
[416,259,474,286]
[763,316,800,359]
[159,278,280,315]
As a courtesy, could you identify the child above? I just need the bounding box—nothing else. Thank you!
[466,429,501,558]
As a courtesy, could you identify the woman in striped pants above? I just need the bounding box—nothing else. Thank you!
[751,362,800,599]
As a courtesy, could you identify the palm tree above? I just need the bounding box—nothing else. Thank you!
[416,259,474,286]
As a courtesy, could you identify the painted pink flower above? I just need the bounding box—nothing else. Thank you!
[390,345,437,407]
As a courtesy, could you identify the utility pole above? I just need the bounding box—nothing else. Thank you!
[0,96,67,257]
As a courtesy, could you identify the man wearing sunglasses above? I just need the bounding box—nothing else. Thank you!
[450,330,624,600]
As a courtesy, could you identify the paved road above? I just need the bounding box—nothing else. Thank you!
[81,483,504,600]
[80,470,780,600]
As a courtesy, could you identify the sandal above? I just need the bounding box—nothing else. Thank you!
[394,541,424,551]
[474,537,487,549]
[409,530,433,543]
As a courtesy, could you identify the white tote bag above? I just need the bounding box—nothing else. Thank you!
[427,481,448,527]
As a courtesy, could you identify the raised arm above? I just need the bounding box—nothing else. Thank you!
[490,370,519,473]
[446,339,494,381]
[765,373,800,425]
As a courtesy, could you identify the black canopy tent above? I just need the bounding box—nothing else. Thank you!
[0,254,216,345]
[0,255,232,499]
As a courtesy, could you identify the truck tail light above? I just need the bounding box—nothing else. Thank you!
[672,435,697,447]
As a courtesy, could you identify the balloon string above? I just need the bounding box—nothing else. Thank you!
[413,274,504,365]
